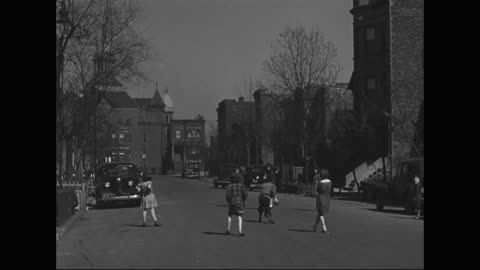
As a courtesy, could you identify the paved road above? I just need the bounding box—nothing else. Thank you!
[56,176,423,269]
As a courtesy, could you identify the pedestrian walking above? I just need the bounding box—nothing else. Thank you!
[413,174,422,219]
[136,179,160,227]
[312,168,320,197]
[231,167,245,186]
[225,168,248,236]
[313,169,332,233]
[258,164,277,224]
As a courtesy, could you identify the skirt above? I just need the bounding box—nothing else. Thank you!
[316,194,330,215]
[228,203,245,217]
[141,193,158,210]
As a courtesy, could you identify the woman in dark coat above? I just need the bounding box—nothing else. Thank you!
[413,174,422,219]
[313,169,332,233]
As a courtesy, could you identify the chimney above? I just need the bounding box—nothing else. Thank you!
[238,97,245,102]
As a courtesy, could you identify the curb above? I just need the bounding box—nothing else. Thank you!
[56,207,87,241]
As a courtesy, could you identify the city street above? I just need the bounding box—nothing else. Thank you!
[56,176,423,269]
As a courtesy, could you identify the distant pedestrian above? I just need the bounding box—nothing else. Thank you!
[312,168,320,196]
[137,179,160,227]
[225,169,248,236]
[231,167,245,187]
[258,164,277,224]
[313,169,332,233]
[413,174,422,219]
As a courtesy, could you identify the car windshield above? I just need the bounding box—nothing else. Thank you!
[220,165,237,177]
[100,165,138,178]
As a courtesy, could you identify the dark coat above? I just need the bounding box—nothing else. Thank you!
[316,180,332,214]
[413,183,422,207]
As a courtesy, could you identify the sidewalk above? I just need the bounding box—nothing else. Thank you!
[56,207,87,241]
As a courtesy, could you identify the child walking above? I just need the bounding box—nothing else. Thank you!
[137,179,160,227]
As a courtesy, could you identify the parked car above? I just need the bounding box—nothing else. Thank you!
[362,158,424,214]
[391,158,424,213]
[245,165,266,191]
[94,163,150,208]
[183,167,197,179]
[213,163,239,188]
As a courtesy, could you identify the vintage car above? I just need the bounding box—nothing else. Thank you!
[245,165,266,191]
[362,158,424,214]
[183,166,197,179]
[213,163,239,188]
[94,163,150,208]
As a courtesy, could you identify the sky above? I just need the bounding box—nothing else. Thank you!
[126,0,353,130]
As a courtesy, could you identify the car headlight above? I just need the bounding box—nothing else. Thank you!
[105,182,111,188]
[128,180,134,186]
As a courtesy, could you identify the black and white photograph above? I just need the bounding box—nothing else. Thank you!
[56,0,424,268]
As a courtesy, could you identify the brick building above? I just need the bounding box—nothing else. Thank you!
[216,97,256,164]
[253,89,280,165]
[349,0,424,164]
[99,85,173,175]
[170,116,206,173]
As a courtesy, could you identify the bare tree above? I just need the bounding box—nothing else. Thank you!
[258,25,342,184]
[56,0,151,185]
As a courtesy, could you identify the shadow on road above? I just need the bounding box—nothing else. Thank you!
[243,219,261,223]
[292,208,315,212]
[365,208,410,215]
[390,216,424,220]
[288,228,314,233]
[89,204,138,210]
[216,205,257,210]
[122,224,164,227]
[202,232,229,236]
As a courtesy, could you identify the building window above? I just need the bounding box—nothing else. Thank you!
[143,134,147,143]
[119,134,125,139]
[358,0,369,6]
[126,119,132,126]
[112,134,116,139]
[176,129,182,140]
[366,27,375,40]
[125,133,131,142]
[367,77,376,90]
[187,129,200,140]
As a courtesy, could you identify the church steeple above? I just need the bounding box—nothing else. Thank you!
[150,81,165,109]
[163,85,174,113]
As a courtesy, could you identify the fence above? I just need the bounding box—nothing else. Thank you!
[56,187,78,227]
[56,178,90,227]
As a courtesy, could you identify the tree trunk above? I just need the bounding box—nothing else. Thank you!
[255,139,259,164]
[65,140,73,182]
[246,142,250,166]
[57,140,64,188]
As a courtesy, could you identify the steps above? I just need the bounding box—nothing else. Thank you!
[345,157,390,191]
